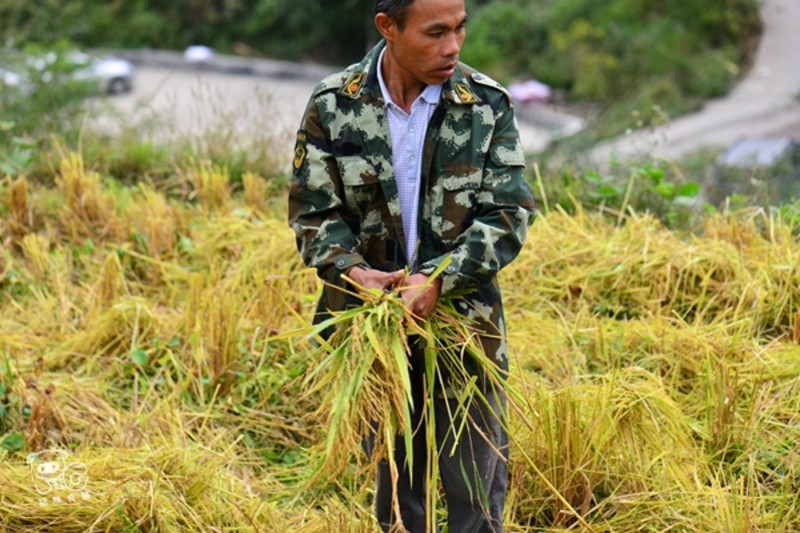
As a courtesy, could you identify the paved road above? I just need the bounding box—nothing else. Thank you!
[590,0,800,166]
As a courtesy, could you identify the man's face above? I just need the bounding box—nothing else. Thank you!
[381,0,467,87]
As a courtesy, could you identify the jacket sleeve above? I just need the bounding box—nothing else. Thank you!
[417,99,536,295]
[288,94,369,284]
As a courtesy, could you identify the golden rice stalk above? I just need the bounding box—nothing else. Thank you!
[88,252,128,320]
[182,214,315,333]
[180,271,249,400]
[507,368,702,530]
[0,242,7,287]
[55,153,122,243]
[48,298,158,372]
[242,171,269,214]
[295,267,514,531]
[506,207,800,339]
[0,439,287,532]
[6,176,33,241]
[198,285,245,398]
[301,288,415,480]
[125,182,183,260]
[18,234,51,281]
[180,159,232,211]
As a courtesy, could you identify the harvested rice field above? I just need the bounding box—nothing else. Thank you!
[1,153,799,532]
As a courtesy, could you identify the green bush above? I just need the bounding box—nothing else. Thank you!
[0,43,98,176]
[531,155,704,230]
[462,0,760,140]
[685,49,739,98]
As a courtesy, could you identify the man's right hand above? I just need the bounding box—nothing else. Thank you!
[346,266,405,292]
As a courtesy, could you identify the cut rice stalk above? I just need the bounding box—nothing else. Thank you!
[300,262,520,530]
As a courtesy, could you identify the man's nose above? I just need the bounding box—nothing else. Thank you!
[442,33,462,57]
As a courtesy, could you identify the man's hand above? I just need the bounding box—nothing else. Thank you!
[346,266,405,292]
[399,273,442,319]
[347,268,441,318]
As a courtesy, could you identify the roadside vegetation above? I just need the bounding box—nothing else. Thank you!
[2,0,761,143]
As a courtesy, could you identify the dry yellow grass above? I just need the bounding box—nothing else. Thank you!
[0,155,798,531]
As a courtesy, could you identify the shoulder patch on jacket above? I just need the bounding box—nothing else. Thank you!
[471,72,514,104]
[293,131,308,170]
[454,82,480,104]
[340,71,367,99]
[312,64,359,96]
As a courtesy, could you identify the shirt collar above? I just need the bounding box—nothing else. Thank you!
[377,47,442,110]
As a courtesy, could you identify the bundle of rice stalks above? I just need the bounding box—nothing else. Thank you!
[288,268,512,531]
[49,297,160,372]
[124,182,186,261]
[3,177,33,241]
[178,159,232,211]
[301,289,415,478]
[55,153,123,243]
[242,171,271,214]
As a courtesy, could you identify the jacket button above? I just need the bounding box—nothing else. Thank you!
[336,259,346,268]
[445,266,457,273]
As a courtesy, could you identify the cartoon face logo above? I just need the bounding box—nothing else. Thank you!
[27,449,89,495]
[36,460,64,490]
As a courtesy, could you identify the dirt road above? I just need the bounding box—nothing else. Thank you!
[95,66,320,169]
[99,59,557,170]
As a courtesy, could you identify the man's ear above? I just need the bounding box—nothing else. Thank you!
[375,12,396,40]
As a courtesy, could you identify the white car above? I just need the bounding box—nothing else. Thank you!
[70,52,135,94]
[1,51,135,95]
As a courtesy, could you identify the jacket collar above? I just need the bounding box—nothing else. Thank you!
[339,40,482,106]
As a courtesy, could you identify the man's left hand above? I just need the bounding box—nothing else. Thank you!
[400,273,442,319]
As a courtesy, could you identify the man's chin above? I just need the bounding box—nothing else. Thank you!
[427,70,455,84]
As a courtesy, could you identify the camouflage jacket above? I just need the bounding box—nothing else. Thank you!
[288,41,536,369]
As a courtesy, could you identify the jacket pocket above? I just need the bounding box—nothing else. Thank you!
[338,156,382,214]
[438,166,484,240]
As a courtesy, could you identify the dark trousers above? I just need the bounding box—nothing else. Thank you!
[370,347,509,533]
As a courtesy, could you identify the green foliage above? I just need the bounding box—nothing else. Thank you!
[460,2,547,82]
[240,0,373,62]
[0,42,97,146]
[78,132,174,184]
[461,0,760,140]
[0,353,22,450]
[1,0,375,64]
[0,123,35,177]
[532,158,703,230]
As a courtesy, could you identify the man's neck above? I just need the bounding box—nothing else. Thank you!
[379,50,425,113]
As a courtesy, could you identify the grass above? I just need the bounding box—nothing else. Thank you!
[0,136,799,531]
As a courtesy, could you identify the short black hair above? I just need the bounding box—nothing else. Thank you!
[374,0,416,30]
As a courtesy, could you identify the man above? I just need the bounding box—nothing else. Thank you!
[288,0,536,530]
